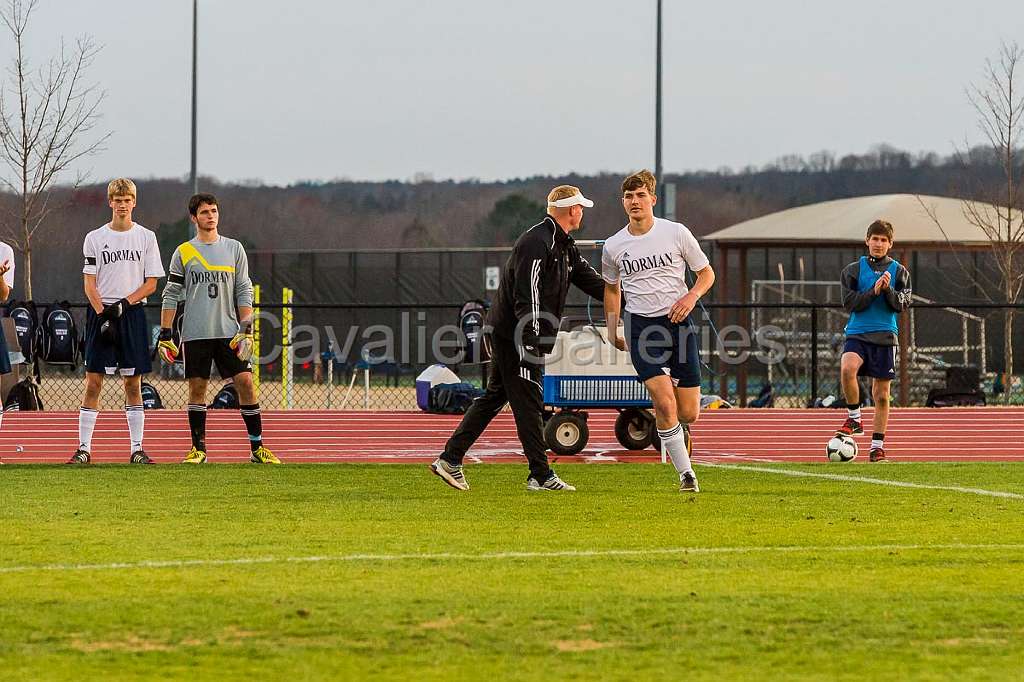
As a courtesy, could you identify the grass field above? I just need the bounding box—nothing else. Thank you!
[2,462,1023,681]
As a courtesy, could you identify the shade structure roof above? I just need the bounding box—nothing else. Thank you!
[704,194,1017,246]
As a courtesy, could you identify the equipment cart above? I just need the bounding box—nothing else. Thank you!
[542,325,661,456]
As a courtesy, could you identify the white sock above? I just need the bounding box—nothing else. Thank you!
[79,407,98,452]
[126,404,145,451]
[871,437,884,450]
[848,407,861,421]
[658,423,693,477]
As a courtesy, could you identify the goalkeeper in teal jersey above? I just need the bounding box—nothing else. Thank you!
[159,193,279,464]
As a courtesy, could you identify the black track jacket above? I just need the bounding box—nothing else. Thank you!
[487,215,605,356]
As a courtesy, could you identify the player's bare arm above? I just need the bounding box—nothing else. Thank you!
[0,259,10,302]
[668,265,715,323]
[603,282,626,350]
[83,273,104,314]
[125,276,158,305]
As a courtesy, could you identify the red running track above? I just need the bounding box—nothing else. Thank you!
[0,407,1022,465]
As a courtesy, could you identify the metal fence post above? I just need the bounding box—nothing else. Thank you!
[281,287,293,409]
[810,304,818,408]
[252,284,260,394]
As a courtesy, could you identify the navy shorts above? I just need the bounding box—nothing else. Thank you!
[0,325,10,375]
[843,338,897,380]
[624,312,702,388]
[84,305,152,376]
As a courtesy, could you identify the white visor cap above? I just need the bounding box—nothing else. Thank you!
[548,192,594,209]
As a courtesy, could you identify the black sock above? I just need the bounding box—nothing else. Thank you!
[240,403,263,453]
[871,432,885,449]
[188,404,207,451]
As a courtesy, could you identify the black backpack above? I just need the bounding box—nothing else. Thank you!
[458,299,491,364]
[428,382,484,414]
[141,381,163,409]
[209,383,239,409]
[3,376,43,411]
[39,301,79,366]
[6,300,38,363]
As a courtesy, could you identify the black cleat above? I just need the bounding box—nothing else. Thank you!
[680,471,700,493]
[869,447,887,463]
[66,449,91,465]
[130,450,154,464]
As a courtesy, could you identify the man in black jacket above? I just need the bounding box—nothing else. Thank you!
[431,185,606,491]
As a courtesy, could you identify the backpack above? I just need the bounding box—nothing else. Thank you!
[209,383,239,409]
[428,382,484,414]
[6,300,38,363]
[140,381,163,409]
[457,299,491,365]
[3,376,44,411]
[39,301,79,366]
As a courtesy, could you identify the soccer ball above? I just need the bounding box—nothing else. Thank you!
[825,434,858,462]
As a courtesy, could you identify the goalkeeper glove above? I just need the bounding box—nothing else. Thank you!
[157,328,179,364]
[230,320,254,362]
[100,298,131,321]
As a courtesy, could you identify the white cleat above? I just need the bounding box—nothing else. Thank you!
[430,457,470,491]
[527,473,576,491]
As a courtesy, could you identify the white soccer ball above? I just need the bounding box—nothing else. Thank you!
[826,434,858,462]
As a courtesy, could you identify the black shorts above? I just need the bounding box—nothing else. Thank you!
[843,338,897,380]
[183,338,251,380]
[624,312,702,388]
[84,305,152,376]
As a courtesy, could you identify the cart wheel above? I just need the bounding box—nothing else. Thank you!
[615,408,654,450]
[544,412,590,456]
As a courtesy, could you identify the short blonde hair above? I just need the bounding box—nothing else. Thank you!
[107,178,137,200]
[547,184,582,207]
[621,170,656,196]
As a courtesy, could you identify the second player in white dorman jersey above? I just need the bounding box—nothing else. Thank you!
[82,222,165,303]
[600,217,710,317]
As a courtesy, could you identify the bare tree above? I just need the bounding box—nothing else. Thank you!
[920,42,1024,402]
[0,0,108,299]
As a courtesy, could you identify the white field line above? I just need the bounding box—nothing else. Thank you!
[701,463,1024,499]
[2,543,1022,575]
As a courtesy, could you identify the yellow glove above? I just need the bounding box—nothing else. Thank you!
[230,321,254,362]
[157,328,179,364]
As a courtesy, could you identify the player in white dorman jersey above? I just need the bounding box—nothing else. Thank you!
[602,170,715,493]
[69,178,165,465]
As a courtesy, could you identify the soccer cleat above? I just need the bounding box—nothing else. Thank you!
[182,447,208,464]
[869,447,887,463]
[250,446,281,464]
[66,449,91,464]
[130,450,153,465]
[430,457,469,491]
[526,473,576,491]
[680,471,700,493]
[835,417,864,436]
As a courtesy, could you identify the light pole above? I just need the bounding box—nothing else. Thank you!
[654,0,664,218]
[189,0,198,235]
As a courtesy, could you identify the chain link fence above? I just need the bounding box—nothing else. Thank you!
[6,301,1023,411]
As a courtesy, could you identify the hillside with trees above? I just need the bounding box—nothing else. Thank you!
[0,144,1016,302]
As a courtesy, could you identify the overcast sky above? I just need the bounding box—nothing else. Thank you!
[11,0,1024,186]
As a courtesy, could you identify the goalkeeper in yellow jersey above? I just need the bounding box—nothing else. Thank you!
[158,193,279,464]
